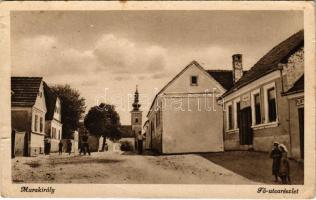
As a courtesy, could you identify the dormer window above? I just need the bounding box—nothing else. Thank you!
[191,76,198,86]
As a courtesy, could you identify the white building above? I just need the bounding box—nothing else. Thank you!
[11,77,47,156]
[43,82,63,152]
[146,61,235,154]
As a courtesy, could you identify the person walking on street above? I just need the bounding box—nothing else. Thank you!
[137,132,143,154]
[67,140,72,155]
[58,140,63,155]
[279,144,291,184]
[270,141,282,182]
[82,134,91,156]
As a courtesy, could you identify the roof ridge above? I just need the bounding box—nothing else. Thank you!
[11,76,43,79]
[206,69,232,72]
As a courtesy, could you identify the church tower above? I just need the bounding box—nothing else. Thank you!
[131,85,142,137]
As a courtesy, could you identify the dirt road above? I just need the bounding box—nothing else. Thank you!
[12,152,258,184]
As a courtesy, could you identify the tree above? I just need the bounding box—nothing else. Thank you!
[84,103,121,151]
[51,84,86,139]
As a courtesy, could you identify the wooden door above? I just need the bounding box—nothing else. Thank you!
[239,107,253,145]
[298,107,304,159]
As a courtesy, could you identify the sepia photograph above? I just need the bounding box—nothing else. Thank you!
[1,1,315,198]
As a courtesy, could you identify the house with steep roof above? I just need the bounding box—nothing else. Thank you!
[11,77,47,156]
[43,82,63,152]
[146,60,241,154]
[221,30,304,160]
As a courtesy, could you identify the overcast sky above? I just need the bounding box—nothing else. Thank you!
[11,11,303,125]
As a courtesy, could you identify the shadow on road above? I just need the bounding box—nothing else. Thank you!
[49,158,123,165]
[200,151,304,185]
[121,150,159,156]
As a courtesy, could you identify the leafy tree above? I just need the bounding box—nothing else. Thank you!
[84,103,121,150]
[51,84,86,139]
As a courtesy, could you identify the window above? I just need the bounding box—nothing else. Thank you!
[234,101,241,129]
[263,82,278,124]
[59,130,61,140]
[227,105,233,130]
[233,98,241,129]
[267,88,277,122]
[191,76,198,86]
[254,93,262,125]
[52,127,56,139]
[34,115,38,132]
[135,118,138,123]
[40,117,43,132]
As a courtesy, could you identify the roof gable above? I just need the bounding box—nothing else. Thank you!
[11,77,43,107]
[161,60,226,94]
[223,30,304,97]
[146,60,228,117]
[283,74,304,95]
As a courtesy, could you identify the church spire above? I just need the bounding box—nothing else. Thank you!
[132,85,141,111]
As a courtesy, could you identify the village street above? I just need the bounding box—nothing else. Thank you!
[11,151,304,184]
[12,151,259,184]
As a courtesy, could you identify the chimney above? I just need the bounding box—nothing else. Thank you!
[232,54,243,83]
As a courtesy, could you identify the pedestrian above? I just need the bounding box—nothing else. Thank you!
[47,137,51,155]
[44,137,49,155]
[279,144,291,184]
[270,141,282,182]
[137,132,143,154]
[84,140,91,156]
[58,140,63,155]
[82,134,90,156]
[79,142,83,155]
[67,140,72,155]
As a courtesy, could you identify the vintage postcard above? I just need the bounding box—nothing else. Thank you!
[0,1,315,198]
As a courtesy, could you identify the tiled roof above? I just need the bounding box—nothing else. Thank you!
[223,30,304,97]
[119,125,134,138]
[43,82,58,120]
[11,77,42,107]
[283,75,304,95]
[206,70,234,90]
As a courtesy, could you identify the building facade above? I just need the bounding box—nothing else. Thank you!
[43,82,63,152]
[146,61,235,154]
[283,75,304,159]
[11,77,47,156]
[221,30,304,160]
[143,120,150,150]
